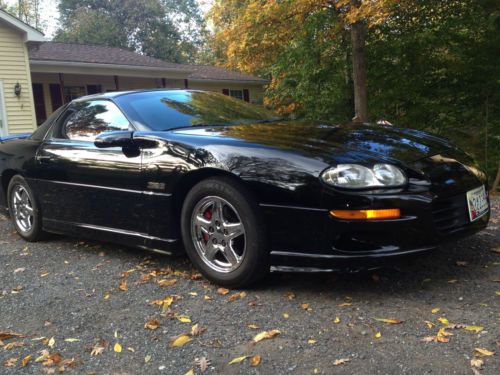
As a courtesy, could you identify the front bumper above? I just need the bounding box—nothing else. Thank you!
[263,188,490,271]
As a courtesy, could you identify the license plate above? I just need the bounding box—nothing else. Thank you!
[466,185,489,222]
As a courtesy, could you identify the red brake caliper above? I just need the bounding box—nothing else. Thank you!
[202,209,212,243]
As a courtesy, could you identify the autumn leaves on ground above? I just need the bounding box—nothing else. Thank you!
[0,200,498,374]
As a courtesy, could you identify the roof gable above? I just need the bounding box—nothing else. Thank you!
[0,8,45,42]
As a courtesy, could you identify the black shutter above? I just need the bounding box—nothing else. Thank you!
[32,83,47,125]
[243,89,250,102]
[222,89,229,96]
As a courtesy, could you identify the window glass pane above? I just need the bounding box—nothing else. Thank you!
[64,86,86,102]
[64,100,130,141]
[229,89,244,100]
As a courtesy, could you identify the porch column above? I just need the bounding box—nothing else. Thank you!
[114,75,120,91]
[58,73,65,104]
[184,79,189,89]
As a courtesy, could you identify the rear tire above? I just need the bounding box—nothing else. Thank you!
[181,177,268,288]
[7,175,45,242]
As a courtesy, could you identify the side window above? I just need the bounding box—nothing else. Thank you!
[63,100,130,141]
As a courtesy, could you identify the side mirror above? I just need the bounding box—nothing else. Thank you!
[94,131,135,148]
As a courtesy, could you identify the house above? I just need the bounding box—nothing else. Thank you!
[0,8,267,137]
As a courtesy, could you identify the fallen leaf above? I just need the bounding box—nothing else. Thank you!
[203,295,212,300]
[35,350,50,362]
[4,341,24,350]
[90,345,104,356]
[217,288,229,295]
[191,324,206,337]
[145,319,160,330]
[114,343,122,353]
[4,358,17,367]
[194,356,211,373]
[438,317,449,325]
[373,318,403,324]
[333,358,350,366]
[177,315,192,323]
[253,329,281,343]
[301,303,311,311]
[0,331,24,340]
[437,327,453,337]
[40,272,49,277]
[308,339,317,344]
[338,303,352,307]
[144,355,151,363]
[21,355,31,367]
[184,369,195,375]
[13,268,25,274]
[250,354,261,367]
[421,336,449,343]
[333,317,340,324]
[424,321,434,329]
[118,281,128,291]
[465,325,483,333]
[474,348,495,357]
[470,358,483,368]
[375,332,382,339]
[64,338,80,343]
[189,292,198,296]
[448,279,458,283]
[431,308,440,314]
[227,291,247,302]
[42,352,61,366]
[158,279,177,287]
[48,337,55,348]
[170,334,192,348]
[285,292,296,300]
[456,261,468,267]
[228,355,249,365]
[247,324,259,330]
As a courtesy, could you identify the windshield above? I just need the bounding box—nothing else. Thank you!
[114,90,280,131]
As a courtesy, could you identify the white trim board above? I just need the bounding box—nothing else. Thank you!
[0,81,8,136]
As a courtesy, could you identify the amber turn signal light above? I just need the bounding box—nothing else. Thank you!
[330,208,401,220]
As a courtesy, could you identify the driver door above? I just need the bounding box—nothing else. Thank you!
[34,99,149,243]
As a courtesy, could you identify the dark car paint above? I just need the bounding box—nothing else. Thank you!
[0,91,489,271]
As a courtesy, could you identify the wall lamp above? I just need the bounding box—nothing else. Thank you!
[14,83,22,97]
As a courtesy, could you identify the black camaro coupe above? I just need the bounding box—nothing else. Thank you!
[0,90,490,287]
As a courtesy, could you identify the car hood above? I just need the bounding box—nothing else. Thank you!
[172,121,457,165]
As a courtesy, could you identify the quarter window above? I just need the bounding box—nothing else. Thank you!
[63,100,130,141]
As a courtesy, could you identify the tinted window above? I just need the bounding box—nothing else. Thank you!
[114,90,279,131]
[63,100,130,141]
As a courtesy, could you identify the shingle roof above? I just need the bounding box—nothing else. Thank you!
[29,42,267,83]
[186,64,268,82]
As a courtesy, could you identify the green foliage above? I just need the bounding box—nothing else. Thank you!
[55,0,206,63]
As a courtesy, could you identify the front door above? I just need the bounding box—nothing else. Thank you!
[34,99,149,243]
[0,81,7,137]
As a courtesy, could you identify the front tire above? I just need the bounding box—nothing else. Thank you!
[181,177,268,288]
[7,175,45,242]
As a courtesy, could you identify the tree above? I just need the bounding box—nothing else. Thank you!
[55,0,206,63]
[209,0,398,121]
[0,0,43,30]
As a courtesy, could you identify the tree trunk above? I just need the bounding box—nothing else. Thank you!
[491,162,500,194]
[350,0,368,123]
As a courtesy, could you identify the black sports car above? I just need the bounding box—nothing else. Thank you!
[0,90,490,287]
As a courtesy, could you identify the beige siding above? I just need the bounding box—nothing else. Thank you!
[0,22,36,134]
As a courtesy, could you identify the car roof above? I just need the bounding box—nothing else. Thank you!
[73,89,205,102]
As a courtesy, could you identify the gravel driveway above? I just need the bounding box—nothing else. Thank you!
[0,199,498,375]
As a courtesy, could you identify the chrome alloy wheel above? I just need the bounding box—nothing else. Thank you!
[191,196,246,273]
[11,185,34,233]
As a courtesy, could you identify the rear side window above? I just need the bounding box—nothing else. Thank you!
[61,100,131,141]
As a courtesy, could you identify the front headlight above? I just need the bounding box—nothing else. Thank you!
[321,164,407,188]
